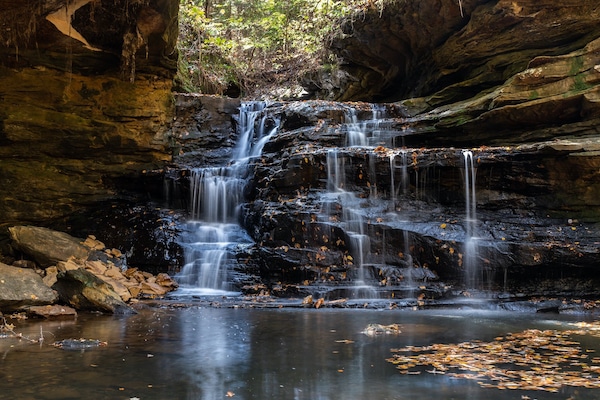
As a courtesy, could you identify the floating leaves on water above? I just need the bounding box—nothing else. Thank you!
[388,323,600,392]
[53,338,108,350]
[335,339,355,344]
[362,324,402,336]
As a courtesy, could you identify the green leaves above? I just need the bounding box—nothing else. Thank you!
[176,0,363,95]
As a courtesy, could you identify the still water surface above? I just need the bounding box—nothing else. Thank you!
[1,306,599,400]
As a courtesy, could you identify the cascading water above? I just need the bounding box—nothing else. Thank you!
[323,150,376,298]
[320,105,395,298]
[386,149,418,298]
[345,104,387,147]
[462,150,479,288]
[176,102,277,295]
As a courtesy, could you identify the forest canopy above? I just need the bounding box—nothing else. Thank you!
[176,0,385,98]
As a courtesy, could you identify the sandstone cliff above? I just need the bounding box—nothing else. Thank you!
[0,0,178,224]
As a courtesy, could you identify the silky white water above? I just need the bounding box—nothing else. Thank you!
[462,150,479,288]
[177,102,277,295]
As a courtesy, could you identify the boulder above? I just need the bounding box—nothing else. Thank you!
[0,263,59,312]
[9,226,89,267]
[52,269,135,314]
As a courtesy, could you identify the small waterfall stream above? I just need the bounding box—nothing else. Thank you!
[176,102,277,295]
[462,150,480,288]
[319,105,396,298]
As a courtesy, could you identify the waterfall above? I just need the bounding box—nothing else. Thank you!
[176,102,277,295]
[345,104,388,147]
[389,150,409,206]
[322,109,382,298]
[388,149,418,298]
[462,150,479,288]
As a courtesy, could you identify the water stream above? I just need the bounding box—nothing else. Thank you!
[319,105,393,297]
[462,150,479,288]
[176,102,277,296]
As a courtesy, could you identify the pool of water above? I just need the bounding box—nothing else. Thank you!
[1,306,599,400]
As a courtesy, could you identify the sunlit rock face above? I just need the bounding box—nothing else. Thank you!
[0,0,178,225]
[321,0,600,105]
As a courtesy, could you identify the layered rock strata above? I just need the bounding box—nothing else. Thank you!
[0,0,178,225]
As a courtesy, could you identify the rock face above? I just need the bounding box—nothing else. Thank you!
[320,0,600,104]
[1,0,600,304]
[0,0,178,225]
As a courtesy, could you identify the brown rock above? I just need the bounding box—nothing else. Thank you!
[0,0,178,224]
[327,0,600,104]
[140,281,168,297]
[0,263,59,312]
[9,226,89,267]
[155,273,179,289]
[82,236,106,251]
[27,305,77,319]
[97,276,132,302]
[84,260,108,276]
[57,258,84,272]
[128,285,143,298]
[43,266,59,288]
[104,265,125,279]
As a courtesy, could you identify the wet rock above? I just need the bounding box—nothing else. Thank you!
[228,99,600,297]
[171,94,241,167]
[65,204,184,275]
[0,263,59,312]
[26,304,78,319]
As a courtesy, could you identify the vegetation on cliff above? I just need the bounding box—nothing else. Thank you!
[175,0,385,97]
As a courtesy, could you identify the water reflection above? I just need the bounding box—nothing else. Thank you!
[176,309,251,400]
[0,308,598,400]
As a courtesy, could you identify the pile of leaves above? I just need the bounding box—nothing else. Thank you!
[387,321,600,392]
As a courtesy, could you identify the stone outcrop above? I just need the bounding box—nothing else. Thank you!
[2,0,600,304]
[170,95,600,301]
[321,0,600,105]
[0,0,179,226]
[171,94,242,167]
